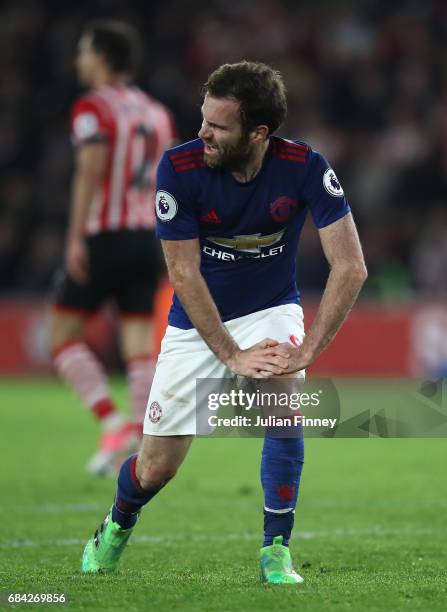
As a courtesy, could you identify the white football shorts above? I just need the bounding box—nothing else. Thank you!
[144,303,305,436]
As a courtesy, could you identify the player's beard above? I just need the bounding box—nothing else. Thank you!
[203,132,254,172]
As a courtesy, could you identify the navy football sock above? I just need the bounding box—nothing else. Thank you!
[111,455,163,529]
[261,431,304,546]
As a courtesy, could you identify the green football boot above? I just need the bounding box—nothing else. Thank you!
[81,509,134,573]
[260,536,304,584]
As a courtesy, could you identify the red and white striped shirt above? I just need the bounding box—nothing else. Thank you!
[71,83,176,235]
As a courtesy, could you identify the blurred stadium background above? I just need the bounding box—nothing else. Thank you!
[1,2,447,609]
[0,0,446,378]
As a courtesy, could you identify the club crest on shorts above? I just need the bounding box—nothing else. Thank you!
[149,401,162,423]
[323,168,344,197]
[156,190,178,221]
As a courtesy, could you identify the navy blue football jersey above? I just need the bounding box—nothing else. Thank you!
[156,136,350,329]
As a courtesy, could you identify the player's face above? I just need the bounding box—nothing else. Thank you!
[199,95,253,170]
[75,35,100,86]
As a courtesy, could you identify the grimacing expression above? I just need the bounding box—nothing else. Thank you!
[198,95,255,171]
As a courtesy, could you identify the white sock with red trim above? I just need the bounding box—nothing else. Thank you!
[127,355,156,425]
[53,341,124,432]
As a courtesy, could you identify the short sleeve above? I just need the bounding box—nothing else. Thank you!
[155,153,199,240]
[70,97,113,146]
[302,149,351,229]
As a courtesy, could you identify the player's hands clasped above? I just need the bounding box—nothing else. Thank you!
[226,338,291,378]
[66,236,89,285]
[257,341,315,377]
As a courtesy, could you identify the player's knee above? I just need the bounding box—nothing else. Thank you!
[136,458,178,490]
[49,312,85,352]
[120,319,153,362]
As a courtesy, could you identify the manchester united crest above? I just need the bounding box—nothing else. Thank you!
[149,401,163,423]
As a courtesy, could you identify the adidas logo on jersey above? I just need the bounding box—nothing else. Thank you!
[200,210,221,224]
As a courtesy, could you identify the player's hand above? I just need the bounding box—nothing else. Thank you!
[66,236,89,285]
[257,342,315,377]
[226,338,291,378]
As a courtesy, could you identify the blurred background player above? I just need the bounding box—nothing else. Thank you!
[50,20,176,475]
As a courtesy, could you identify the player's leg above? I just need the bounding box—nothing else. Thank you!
[81,434,193,573]
[113,434,193,529]
[51,308,119,423]
[229,304,306,583]
[259,375,305,584]
[261,430,304,548]
[50,240,134,476]
[114,229,164,428]
[81,322,227,573]
[119,315,157,427]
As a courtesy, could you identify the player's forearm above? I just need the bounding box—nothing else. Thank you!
[300,261,367,363]
[170,270,239,363]
[67,172,99,241]
[67,144,107,242]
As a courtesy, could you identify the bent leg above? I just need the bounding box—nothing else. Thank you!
[136,433,193,488]
[112,434,193,528]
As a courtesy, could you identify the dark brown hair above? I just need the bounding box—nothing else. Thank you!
[83,20,142,76]
[202,61,287,135]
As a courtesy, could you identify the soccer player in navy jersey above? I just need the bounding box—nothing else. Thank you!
[81,61,367,583]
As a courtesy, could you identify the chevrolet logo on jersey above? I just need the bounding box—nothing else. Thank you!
[206,229,285,254]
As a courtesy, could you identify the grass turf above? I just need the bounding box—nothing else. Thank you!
[0,378,446,611]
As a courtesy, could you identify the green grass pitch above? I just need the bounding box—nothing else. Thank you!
[0,378,446,611]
